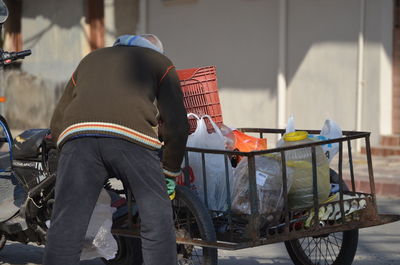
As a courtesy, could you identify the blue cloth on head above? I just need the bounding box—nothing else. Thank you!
[113,35,163,54]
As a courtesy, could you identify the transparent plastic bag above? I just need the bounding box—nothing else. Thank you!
[319,119,342,161]
[186,114,233,211]
[278,132,330,209]
[231,156,292,215]
[80,189,118,261]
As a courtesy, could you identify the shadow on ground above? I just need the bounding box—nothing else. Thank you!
[0,243,102,265]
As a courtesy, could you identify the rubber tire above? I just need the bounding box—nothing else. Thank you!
[102,236,142,265]
[284,229,359,265]
[174,185,218,265]
[284,169,359,265]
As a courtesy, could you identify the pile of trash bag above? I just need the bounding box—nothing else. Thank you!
[185,113,344,216]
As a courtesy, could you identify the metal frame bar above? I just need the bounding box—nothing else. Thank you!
[280,151,290,234]
[311,146,319,228]
[338,141,346,221]
[347,139,356,192]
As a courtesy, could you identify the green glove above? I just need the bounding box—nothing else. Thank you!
[165,177,176,200]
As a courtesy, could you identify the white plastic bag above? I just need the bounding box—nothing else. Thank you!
[186,114,233,211]
[80,189,118,261]
[308,119,342,162]
[319,119,342,161]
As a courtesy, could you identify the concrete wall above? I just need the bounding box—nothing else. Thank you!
[287,0,393,145]
[147,0,280,130]
[1,0,393,143]
[286,0,360,131]
[105,0,140,46]
[3,70,65,129]
[362,0,393,140]
[20,0,85,82]
[0,0,86,130]
[147,0,394,145]
[3,0,141,130]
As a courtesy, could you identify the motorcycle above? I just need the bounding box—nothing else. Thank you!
[0,2,217,264]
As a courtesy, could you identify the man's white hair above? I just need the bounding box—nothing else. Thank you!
[140,34,164,54]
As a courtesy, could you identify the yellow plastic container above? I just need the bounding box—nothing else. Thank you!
[280,131,330,209]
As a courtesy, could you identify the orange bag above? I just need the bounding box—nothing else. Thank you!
[231,130,267,152]
[225,129,267,166]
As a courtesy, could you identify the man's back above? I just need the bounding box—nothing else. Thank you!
[51,46,188,158]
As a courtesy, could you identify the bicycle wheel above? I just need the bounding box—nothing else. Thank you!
[284,169,359,265]
[174,185,218,265]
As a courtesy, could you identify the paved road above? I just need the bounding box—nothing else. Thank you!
[0,197,399,265]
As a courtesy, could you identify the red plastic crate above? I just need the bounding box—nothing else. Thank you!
[177,66,223,133]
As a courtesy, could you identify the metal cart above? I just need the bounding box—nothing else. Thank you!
[110,128,400,265]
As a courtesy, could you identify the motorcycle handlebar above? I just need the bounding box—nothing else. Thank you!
[0,49,32,65]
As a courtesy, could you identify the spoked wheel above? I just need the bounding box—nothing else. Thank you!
[173,185,218,265]
[284,229,359,265]
[285,169,359,265]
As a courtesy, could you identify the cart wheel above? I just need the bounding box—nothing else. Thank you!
[174,185,218,265]
[284,168,359,265]
[102,236,142,265]
[105,186,218,265]
[284,229,359,265]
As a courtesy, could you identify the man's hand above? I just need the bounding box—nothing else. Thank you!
[165,176,176,200]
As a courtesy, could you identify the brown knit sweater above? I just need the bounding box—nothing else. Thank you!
[50,46,189,177]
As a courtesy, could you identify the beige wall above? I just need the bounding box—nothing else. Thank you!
[147,0,394,145]
[4,0,393,142]
[20,0,141,80]
[105,0,140,46]
[286,0,360,130]
[147,0,280,129]
[21,0,85,82]
[2,0,142,129]
[287,0,393,145]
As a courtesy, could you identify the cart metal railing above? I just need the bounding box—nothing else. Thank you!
[176,128,400,250]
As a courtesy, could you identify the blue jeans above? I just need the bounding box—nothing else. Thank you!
[43,137,176,265]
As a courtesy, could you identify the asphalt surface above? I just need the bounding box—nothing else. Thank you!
[0,197,399,265]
